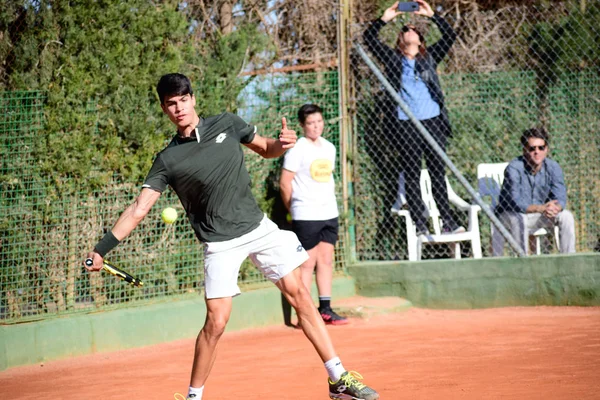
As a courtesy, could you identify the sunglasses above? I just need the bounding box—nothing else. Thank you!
[402,26,424,40]
[527,145,547,152]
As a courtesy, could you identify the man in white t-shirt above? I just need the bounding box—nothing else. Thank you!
[280,104,348,325]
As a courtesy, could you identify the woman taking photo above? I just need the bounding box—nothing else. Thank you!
[364,0,463,236]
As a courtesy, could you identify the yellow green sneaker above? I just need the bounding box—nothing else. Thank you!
[328,371,379,400]
[173,393,198,400]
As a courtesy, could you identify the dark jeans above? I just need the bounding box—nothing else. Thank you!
[387,114,456,227]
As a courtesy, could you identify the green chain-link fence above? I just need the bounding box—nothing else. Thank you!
[0,71,343,324]
[351,0,600,261]
[238,70,347,284]
[3,0,600,324]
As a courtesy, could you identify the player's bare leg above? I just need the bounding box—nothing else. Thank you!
[277,267,379,399]
[277,267,336,361]
[299,247,318,292]
[189,297,232,388]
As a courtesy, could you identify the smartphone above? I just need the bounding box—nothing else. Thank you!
[397,2,420,12]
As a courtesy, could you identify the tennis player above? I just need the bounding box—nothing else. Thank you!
[83,73,379,400]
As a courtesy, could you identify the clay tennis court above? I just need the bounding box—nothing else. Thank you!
[1,305,599,399]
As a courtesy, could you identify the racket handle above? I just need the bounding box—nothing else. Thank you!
[84,258,143,287]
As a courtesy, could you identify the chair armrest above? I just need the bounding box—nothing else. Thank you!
[467,205,481,231]
[447,186,472,210]
[394,209,412,219]
[392,209,413,224]
[470,205,481,213]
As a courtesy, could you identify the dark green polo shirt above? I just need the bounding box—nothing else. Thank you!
[143,112,264,242]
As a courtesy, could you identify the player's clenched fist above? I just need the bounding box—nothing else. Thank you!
[84,252,104,272]
[279,117,297,149]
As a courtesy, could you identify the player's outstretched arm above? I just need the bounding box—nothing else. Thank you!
[112,188,161,238]
[244,117,297,158]
[84,188,161,271]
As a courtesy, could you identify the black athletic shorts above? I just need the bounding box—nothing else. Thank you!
[292,217,339,251]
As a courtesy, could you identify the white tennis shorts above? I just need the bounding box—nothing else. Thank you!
[203,215,309,299]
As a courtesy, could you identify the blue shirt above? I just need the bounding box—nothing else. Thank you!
[396,57,441,121]
[496,156,567,214]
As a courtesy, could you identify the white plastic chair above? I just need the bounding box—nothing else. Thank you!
[476,162,560,256]
[391,169,482,261]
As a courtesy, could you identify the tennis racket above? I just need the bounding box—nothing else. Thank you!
[85,258,144,287]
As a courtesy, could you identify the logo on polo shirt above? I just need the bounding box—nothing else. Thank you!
[216,133,227,143]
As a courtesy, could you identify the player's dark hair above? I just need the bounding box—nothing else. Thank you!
[157,73,193,104]
[298,104,323,125]
[520,127,549,147]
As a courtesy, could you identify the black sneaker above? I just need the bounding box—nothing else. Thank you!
[442,222,466,234]
[415,221,430,236]
[320,307,349,325]
[329,371,379,400]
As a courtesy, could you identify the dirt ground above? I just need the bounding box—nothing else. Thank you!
[1,306,599,399]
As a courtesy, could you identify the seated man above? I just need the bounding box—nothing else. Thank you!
[496,127,575,254]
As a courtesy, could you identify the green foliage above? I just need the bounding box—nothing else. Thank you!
[528,1,600,75]
[2,0,270,193]
[3,0,195,189]
[0,1,275,321]
[194,24,271,115]
[352,67,600,260]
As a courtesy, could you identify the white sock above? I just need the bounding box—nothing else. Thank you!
[324,357,346,382]
[187,386,204,399]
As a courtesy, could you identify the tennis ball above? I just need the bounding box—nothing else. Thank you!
[161,207,178,224]
[286,213,292,223]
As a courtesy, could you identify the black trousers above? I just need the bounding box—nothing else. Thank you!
[387,114,456,226]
